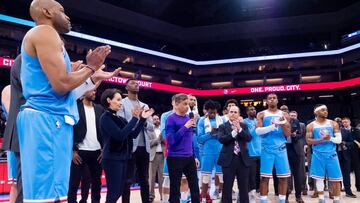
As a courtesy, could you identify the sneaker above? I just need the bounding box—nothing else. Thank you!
[296,197,305,203]
[311,192,318,198]
[212,189,221,200]
[318,199,325,203]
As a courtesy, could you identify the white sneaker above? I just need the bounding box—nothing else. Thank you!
[212,189,221,200]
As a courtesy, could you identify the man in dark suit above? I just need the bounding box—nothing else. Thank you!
[218,106,252,203]
[2,55,24,203]
[286,111,305,203]
[68,88,104,203]
[338,117,357,198]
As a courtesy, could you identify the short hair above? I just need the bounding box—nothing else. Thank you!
[125,78,137,85]
[204,99,221,111]
[246,106,255,111]
[225,99,238,108]
[342,117,350,121]
[267,93,278,99]
[100,88,122,108]
[289,111,297,115]
[173,93,188,104]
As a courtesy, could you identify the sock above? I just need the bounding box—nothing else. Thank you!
[181,192,187,200]
[279,195,286,203]
[201,197,206,202]
[334,196,340,200]
[260,196,268,203]
[318,194,325,200]
[163,194,169,202]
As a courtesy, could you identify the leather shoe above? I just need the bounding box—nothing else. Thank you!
[296,197,305,203]
[346,193,357,198]
[311,192,318,198]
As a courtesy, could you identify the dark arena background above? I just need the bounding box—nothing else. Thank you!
[0,0,360,202]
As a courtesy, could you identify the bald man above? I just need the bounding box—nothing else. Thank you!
[16,0,113,202]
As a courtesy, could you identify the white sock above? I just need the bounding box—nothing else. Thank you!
[319,194,325,200]
[201,197,206,202]
[163,194,169,202]
[334,196,340,200]
[279,195,286,200]
[181,192,187,200]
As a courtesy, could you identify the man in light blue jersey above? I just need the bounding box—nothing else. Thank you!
[244,106,260,203]
[255,93,291,203]
[17,0,113,202]
[306,104,342,203]
[198,99,224,202]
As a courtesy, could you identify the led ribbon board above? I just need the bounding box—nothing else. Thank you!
[1,14,360,65]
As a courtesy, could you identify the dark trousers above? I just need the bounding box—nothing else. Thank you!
[80,165,91,203]
[68,150,102,203]
[222,155,249,203]
[351,148,360,190]
[102,159,128,203]
[15,152,23,203]
[248,157,260,191]
[338,150,352,193]
[167,156,200,203]
[286,144,304,198]
[122,146,150,203]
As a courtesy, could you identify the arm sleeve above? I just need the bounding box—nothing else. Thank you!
[330,132,342,144]
[73,78,96,100]
[255,124,276,135]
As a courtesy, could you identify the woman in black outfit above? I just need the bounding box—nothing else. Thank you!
[100,89,154,203]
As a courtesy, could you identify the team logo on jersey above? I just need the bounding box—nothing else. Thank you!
[319,129,330,138]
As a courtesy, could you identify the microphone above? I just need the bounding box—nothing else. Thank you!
[189,112,194,119]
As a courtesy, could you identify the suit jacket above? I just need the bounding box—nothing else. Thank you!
[149,127,165,161]
[337,127,355,161]
[73,101,104,151]
[2,55,23,152]
[117,97,154,153]
[287,119,304,156]
[217,121,252,168]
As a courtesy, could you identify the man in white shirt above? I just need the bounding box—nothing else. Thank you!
[149,115,165,202]
[68,89,104,203]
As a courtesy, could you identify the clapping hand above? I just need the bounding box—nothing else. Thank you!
[91,65,122,83]
[141,108,155,119]
[86,45,111,71]
[132,107,143,119]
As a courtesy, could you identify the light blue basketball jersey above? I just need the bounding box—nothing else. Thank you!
[261,110,286,152]
[312,119,336,154]
[244,117,261,157]
[20,45,79,123]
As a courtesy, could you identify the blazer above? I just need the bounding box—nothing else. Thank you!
[117,97,154,153]
[2,55,23,152]
[149,127,165,161]
[217,121,252,168]
[73,100,104,151]
[100,109,146,161]
[287,118,305,156]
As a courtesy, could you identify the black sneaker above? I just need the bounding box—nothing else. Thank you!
[346,193,357,198]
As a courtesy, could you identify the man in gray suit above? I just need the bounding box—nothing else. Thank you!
[149,115,165,202]
[118,78,154,203]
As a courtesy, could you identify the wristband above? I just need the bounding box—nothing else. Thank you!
[85,65,96,74]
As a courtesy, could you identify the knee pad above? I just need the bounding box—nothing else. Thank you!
[162,176,170,188]
[316,179,324,192]
[217,174,223,184]
[202,174,211,184]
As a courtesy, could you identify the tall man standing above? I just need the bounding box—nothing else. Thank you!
[118,79,154,203]
[255,93,291,203]
[306,104,343,203]
[17,0,111,201]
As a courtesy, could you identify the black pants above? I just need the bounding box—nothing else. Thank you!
[68,150,102,203]
[167,156,200,203]
[248,157,260,191]
[286,144,304,198]
[338,150,352,193]
[351,148,360,190]
[122,146,150,203]
[15,152,23,203]
[80,165,91,203]
[102,159,128,203]
[222,155,249,203]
